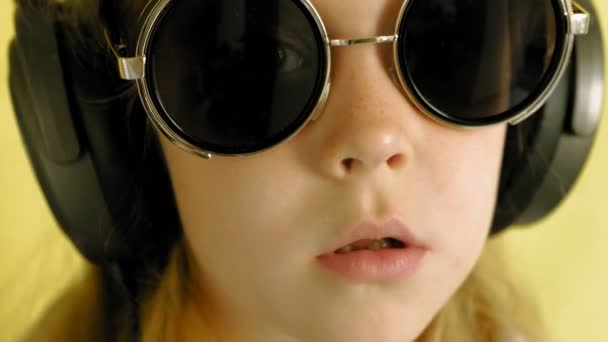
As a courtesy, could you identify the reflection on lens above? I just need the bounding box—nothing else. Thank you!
[398,0,564,125]
[147,0,327,154]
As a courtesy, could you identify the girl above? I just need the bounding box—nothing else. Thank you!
[12,0,593,341]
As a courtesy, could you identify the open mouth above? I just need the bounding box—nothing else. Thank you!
[334,237,407,254]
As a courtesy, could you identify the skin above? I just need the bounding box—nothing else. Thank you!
[158,0,507,341]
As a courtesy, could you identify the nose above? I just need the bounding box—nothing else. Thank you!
[299,47,419,180]
[334,120,407,175]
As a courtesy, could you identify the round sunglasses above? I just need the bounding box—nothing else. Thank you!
[109,0,590,158]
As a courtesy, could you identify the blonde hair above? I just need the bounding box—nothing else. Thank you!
[19,0,547,340]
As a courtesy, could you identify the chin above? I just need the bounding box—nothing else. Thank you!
[295,325,421,342]
[287,305,430,342]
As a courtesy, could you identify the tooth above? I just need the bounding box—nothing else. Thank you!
[369,240,388,250]
[337,245,352,254]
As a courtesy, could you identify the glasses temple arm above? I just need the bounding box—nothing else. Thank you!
[103,29,146,80]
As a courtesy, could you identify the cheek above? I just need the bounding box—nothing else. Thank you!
[160,140,309,282]
[394,125,507,322]
[420,125,506,270]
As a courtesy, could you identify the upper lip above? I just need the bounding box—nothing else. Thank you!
[319,217,427,255]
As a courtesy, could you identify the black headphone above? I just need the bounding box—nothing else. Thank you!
[8,1,605,268]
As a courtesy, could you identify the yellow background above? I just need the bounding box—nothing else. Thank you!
[1,2,607,341]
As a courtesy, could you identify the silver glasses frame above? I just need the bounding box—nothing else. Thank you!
[111,0,590,159]
[391,0,590,128]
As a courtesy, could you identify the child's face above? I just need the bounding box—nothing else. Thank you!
[159,0,507,341]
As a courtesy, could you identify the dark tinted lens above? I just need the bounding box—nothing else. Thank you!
[147,0,326,154]
[398,0,562,124]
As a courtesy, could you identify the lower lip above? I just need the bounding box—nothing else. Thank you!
[316,247,427,283]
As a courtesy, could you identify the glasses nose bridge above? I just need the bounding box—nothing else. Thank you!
[327,34,400,83]
[329,35,399,47]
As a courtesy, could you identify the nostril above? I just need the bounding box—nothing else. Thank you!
[341,154,405,173]
[342,158,355,172]
[387,154,405,169]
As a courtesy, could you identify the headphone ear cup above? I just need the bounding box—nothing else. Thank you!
[8,4,183,265]
[9,4,130,262]
[491,64,570,235]
[492,0,605,235]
